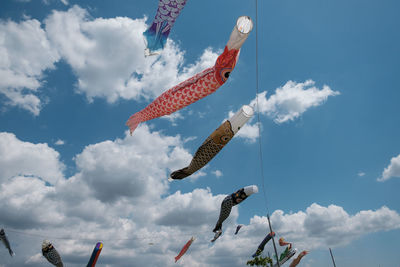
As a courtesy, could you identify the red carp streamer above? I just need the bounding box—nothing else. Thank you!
[126,16,253,135]
[126,47,238,134]
[175,237,195,262]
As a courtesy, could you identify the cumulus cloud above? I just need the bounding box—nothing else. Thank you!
[235,121,259,143]
[1,5,218,116]
[378,154,400,182]
[0,132,64,184]
[0,128,231,266]
[0,176,64,229]
[44,6,218,103]
[225,80,338,143]
[265,203,400,249]
[154,188,224,228]
[73,125,191,203]
[250,80,340,123]
[1,132,399,266]
[0,18,60,114]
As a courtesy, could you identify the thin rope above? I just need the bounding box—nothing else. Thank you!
[254,0,280,265]
[255,0,269,215]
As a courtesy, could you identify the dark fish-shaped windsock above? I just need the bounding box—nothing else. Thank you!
[252,231,275,257]
[234,225,243,235]
[273,248,297,267]
[175,237,195,262]
[143,0,188,56]
[42,240,64,267]
[212,185,258,242]
[0,228,15,256]
[170,105,254,180]
[87,242,103,267]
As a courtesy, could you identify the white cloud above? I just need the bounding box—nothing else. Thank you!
[60,0,68,5]
[183,136,197,143]
[225,80,338,143]
[0,129,399,266]
[0,176,64,229]
[235,121,259,143]
[358,171,365,177]
[1,5,218,116]
[44,6,218,103]
[0,18,60,114]
[0,128,231,266]
[250,80,340,123]
[187,170,207,181]
[378,154,400,182]
[73,125,191,203]
[265,203,400,249]
[161,111,184,126]
[212,170,223,178]
[0,132,65,184]
[154,188,224,228]
[54,139,65,145]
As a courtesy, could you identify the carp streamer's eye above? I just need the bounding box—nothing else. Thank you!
[220,68,232,82]
[220,135,230,142]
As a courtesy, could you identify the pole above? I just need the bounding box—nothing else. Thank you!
[267,214,280,267]
[329,248,337,267]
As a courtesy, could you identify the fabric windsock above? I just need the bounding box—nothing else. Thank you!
[0,229,15,257]
[175,237,195,262]
[42,240,64,267]
[170,105,253,180]
[143,0,188,56]
[213,185,258,233]
[127,16,253,135]
[252,231,276,257]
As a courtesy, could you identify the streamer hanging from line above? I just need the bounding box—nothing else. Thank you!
[0,228,15,257]
[273,248,297,267]
[126,16,253,135]
[143,0,188,56]
[170,105,253,180]
[175,237,195,262]
[42,240,64,267]
[87,242,103,267]
[279,237,292,251]
[234,225,243,235]
[212,185,258,242]
[252,231,275,258]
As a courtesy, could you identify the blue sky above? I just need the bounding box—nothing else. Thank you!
[0,0,399,266]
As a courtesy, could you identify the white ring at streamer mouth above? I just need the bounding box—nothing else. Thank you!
[229,105,254,134]
[227,16,253,50]
[244,185,259,196]
[236,16,253,34]
[241,105,254,118]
